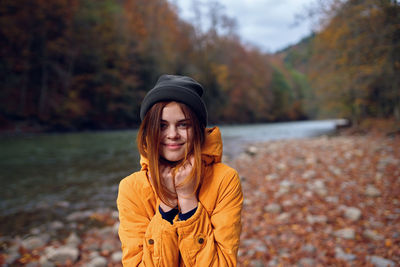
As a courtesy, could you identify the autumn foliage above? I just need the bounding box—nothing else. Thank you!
[0,0,309,132]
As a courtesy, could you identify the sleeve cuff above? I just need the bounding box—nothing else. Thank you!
[179,206,198,221]
[159,205,179,224]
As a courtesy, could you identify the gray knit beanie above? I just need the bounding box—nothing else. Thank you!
[140,74,208,126]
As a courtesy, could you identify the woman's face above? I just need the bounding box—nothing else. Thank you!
[159,102,193,162]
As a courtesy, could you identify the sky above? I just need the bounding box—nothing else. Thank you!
[171,0,317,53]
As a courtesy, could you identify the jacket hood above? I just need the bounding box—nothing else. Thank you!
[140,126,223,170]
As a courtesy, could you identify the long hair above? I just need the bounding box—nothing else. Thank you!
[137,101,206,207]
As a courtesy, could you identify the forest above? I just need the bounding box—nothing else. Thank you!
[0,0,399,132]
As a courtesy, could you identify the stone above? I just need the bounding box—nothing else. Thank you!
[45,246,79,263]
[66,232,81,248]
[302,170,316,179]
[366,255,395,267]
[66,210,93,221]
[301,244,316,253]
[363,229,384,241]
[334,228,355,240]
[245,146,258,156]
[306,215,327,224]
[264,203,282,214]
[111,251,123,263]
[365,185,381,197]
[265,173,279,181]
[87,256,108,267]
[49,221,64,231]
[297,257,316,266]
[344,207,362,221]
[335,247,356,261]
[276,212,291,222]
[22,236,47,250]
[250,259,264,267]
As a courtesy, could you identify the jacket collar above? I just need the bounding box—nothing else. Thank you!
[139,126,223,170]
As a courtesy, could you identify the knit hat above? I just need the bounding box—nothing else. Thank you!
[140,74,208,126]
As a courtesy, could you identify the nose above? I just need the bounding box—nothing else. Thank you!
[166,125,180,139]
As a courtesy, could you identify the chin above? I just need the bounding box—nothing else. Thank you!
[161,152,185,163]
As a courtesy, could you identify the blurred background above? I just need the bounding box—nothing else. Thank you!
[0,0,399,266]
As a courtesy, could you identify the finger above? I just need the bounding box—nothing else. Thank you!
[189,155,195,166]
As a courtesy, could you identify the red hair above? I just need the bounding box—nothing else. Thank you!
[137,101,205,207]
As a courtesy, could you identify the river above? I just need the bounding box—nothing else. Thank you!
[0,119,341,236]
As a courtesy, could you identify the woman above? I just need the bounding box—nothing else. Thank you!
[117,74,243,266]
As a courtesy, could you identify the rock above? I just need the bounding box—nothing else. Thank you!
[306,215,327,224]
[365,185,381,197]
[6,251,20,265]
[344,207,362,221]
[363,229,384,241]
[325,196,339,203]
[302,170,316,179]
[45,246,79,263]
[245,146,258,156]
[66,232,81,248]
[335,247,356,261]
[250,259,264,267]
[297,257,316,266]
[334,228,355,240]
[264,203,282,214]
[111,251,123,263]
[276,212,291,223]
[113,222,120,235]
[39,256,56,267]
[265,173,279,181]
[366,255,395,267]
[66,210,93,221]
[111,210,119,220]
[87,256,108,267]
[301,244,316,253]
[22,236,47,250]
[49,221,64,231]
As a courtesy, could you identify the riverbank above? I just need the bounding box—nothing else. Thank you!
[1,132,399,266]
[233,132,400,266]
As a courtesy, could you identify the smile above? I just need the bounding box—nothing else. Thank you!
[163,143,184,150]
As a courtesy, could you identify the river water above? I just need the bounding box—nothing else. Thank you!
[0,119,340,236]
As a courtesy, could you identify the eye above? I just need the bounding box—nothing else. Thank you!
[178,122,191,129]
[160,123,167,130]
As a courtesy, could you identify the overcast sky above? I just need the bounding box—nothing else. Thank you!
[171,0,317,53]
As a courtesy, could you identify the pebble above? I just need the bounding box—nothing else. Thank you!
[87,256,108,267]
[111,251,123,263]
[264,203,282,214]
[22,235,48,250]
[334,228,355,240]
[363,229,384,241]
[66,232,81,247]
[365,185,382,197]
[366,255,396,267]
[297,257,316,266]
[265,173,279,181]
[45,246,79,263]
[306,214,327,224]
[335,247,356,261]
[343,206,362,221]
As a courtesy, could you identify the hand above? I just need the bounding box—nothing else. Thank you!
[174,156,198,213]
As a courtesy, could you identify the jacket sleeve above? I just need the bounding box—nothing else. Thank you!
[117,176,179,266]
[174,169,243,266]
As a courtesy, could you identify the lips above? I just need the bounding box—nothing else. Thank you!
[163,143,184,150]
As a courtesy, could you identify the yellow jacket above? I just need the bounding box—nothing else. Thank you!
[117,127,243,266]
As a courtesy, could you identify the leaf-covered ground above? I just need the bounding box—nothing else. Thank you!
[233,133,400,266]
[1,133,399,266]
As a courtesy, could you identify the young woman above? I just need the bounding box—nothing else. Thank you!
[117,74,243,266]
